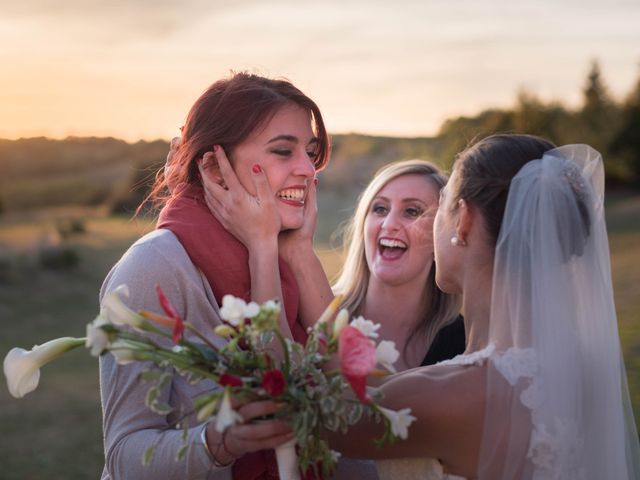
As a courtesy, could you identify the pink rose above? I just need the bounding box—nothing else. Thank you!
[338,325,376,403]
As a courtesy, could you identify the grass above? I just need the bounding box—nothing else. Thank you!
[0,197,639,479]
[0,215,153,480]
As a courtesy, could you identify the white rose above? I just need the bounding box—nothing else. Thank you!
[219,295,248,326]
[351,316,381,339]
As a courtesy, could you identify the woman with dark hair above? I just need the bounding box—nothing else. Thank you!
[99,72,332,480]
[328,134,640,479]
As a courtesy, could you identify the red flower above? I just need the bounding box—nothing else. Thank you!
[155,284,185,343]
[219,373,243,387]
[338,325,377,403]
[262,369,286,397]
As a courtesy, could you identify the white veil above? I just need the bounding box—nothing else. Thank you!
[478,145,640,479]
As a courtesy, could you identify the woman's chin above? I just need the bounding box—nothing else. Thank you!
[279,218,304,231]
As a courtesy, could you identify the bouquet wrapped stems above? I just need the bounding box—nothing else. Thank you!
[275,438,300,480]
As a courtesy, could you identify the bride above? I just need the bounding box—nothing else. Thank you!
[328,134,640,479]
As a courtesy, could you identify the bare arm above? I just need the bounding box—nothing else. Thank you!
[327,365,485,475]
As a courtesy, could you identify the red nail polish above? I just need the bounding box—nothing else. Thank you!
[314,178,319,186]
[252,164,262,174]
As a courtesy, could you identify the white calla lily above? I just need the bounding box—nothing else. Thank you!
[86,313,110,356]
[214,388,243,432]
[378,406,416,440]
[109,339,144,365]
[102,285,145,329]
[3,337,85,398]
[375,340,400,373]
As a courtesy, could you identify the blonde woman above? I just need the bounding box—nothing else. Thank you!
[332,160,464,369]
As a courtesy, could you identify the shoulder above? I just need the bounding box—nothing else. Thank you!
[100,229,215,317]
[119,229,191,270]
[103,230,197,290]
[379,363,485,461]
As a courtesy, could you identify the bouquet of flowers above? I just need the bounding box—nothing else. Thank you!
[3,284,415,478]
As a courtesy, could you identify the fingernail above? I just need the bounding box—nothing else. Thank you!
[213,145,219,153]
[252,164,262,174]
[313,178,318,186]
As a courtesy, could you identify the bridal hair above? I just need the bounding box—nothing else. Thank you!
[333,159,461,358]
[449,134,556,245]
[146,72,330,209]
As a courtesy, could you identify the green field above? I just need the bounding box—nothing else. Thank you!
[1,196,639,479]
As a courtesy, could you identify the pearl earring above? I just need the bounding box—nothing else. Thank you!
[451,236,467,247]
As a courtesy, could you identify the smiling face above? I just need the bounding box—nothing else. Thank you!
[363,174,440,287]
[231,104,318,230]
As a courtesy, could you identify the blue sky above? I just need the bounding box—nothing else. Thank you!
[1,0,639,140]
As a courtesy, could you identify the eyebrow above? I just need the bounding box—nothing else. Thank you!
[265,135,319,146]
[373,195,428,205]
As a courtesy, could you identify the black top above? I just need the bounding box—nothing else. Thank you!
[420,315,466,366]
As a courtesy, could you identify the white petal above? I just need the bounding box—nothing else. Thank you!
[375,340,400,373]
[3,348,40,398]
[378,406,416,440]
[351,316,381,339]
[244,302,260,318]
[109,340,138,365]
[3,337,84,398]
[102,285,144,328]
[214,389,242,432]
[86,321,110,357]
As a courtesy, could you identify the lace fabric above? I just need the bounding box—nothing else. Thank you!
[436,344,495,367]
[477,145,640,479]
[492,347,586,479]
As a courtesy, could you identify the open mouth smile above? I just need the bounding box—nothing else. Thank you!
[276,187,306,206]
[378,237,408,260]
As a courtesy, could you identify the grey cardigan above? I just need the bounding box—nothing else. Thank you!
[99,229,377,480]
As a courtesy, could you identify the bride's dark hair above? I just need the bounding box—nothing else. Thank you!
[146,72,330,210]
[449,134,556,245]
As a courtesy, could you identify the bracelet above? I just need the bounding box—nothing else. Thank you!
[221,428,242,459]
[200,423,234,468]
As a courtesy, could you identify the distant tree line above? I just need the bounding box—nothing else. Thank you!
[0,59,638,218]
[436,60,640,186]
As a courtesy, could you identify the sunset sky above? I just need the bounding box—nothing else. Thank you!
[1,0,639,141]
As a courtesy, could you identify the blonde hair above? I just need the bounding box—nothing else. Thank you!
[333,159,461,357]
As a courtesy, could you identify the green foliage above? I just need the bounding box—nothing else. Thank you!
[610,75,640,184]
